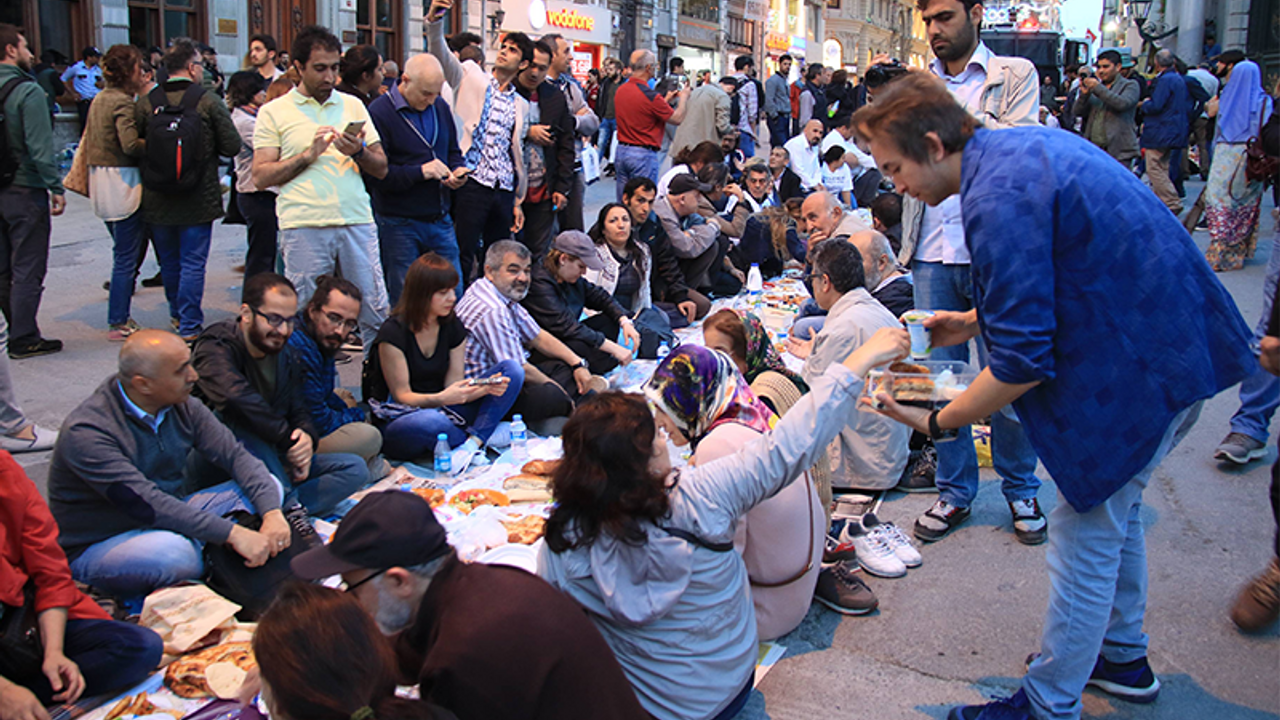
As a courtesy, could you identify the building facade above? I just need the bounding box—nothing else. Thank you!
[1100,0,1276,80]
[822,0,928,75]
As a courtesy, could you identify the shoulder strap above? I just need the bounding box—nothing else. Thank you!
[658,525,735,552]
[0,77,29,107]
[148,84,169,111]
[180,82,205,109]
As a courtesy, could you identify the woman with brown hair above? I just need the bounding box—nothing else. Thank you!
[253,583,455,720]
[584,203,673,356]
[538,328,908,720]
[364,253,522,463]
[86,44,147,341]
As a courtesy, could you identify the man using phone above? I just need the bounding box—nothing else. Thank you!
[253,25,390,350]
[426,0,531,284]
[515,40,575,259]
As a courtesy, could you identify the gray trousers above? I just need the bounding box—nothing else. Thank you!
[0,186,51,345]
[0,313,28,434]
[279,223,390,349]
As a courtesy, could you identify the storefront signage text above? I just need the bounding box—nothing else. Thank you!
[547,8,595,31]
[765,32,790,51]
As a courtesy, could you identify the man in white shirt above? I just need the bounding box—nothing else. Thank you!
[783,120,825,192]
[893,0,1043,548]
[821,115,882,206]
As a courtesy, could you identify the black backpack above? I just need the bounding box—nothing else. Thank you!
[0,76,32,189]
[143,83,206,193]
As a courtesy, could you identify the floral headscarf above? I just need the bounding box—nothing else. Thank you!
[643,345,777,448]
[740,312,810,394]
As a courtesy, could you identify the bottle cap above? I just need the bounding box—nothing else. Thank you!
[437,433,448,441]
[513,414,523,422]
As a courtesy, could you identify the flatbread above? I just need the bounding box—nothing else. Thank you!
[411,486,446,508]
[520,459,559,476]
[501,516,546,544]
[449,489,510,514]
[164,642,257,698]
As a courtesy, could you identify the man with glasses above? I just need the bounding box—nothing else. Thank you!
[287,274,388,479]
[192,273,368,517]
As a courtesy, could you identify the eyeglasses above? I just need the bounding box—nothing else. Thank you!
[343,569,386,594]
[250,307,296,329]
[323,311,360,332]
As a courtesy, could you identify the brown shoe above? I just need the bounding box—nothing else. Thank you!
[1231,557,1280,632]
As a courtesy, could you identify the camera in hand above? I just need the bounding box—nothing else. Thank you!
[864,60,909,89]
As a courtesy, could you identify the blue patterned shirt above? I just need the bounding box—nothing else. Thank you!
[466,77,517,192]
[960,127,1254,511]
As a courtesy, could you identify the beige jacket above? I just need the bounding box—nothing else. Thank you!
[897,53,1040,266]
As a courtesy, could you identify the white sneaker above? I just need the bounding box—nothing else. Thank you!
[486,422,513,449]
[864,514,922,568]
[837,517,907,578]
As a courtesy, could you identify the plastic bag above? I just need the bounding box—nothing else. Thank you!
[582,144,601,185]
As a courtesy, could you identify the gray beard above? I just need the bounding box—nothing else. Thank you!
[374,584,414,635]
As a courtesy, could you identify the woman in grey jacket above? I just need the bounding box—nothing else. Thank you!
[537,326,908,720]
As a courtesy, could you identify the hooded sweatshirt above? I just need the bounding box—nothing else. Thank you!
[537,363,864,720]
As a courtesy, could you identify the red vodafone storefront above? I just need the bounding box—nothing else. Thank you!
[500,0,614,82]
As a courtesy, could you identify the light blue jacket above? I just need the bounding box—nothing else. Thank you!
[538,363,864,720]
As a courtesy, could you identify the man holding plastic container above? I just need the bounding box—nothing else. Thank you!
[855,73,1252,720]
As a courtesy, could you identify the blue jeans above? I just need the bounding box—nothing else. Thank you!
[598,119,616,162]
[106,211,145,326]
[1230,225,1280,443]
[0,619,163,704]
[912,260,1041,506]
[1023,405,1197,720]
[151,223,212,336]
[738,132,756,160]
[381,359,524,460]
[377,213,463,306]
[790,298,827,340]
[68,479,272,600]
[767,115,791,150]
[615,145,661,203]
[230,429,368,517]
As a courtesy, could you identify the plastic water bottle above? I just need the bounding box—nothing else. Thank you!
[746,263,763,309]
[510,414,528,462]
[433,433,452,477]
[657,341,671,360]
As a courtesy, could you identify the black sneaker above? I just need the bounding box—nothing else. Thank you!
[140,272,164,288]
[283,503,321,550]
[914,499,970,542]
[896,446,938,493]
[948,689,1035,720]
[1086,655,1161,703]
[813,561,878,615]
[1009,498,1048,545]
[9,338,63,359]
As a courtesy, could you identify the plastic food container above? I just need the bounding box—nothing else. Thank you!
[861,360,978,411]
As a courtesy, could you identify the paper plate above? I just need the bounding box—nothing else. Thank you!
[477,543,539,573]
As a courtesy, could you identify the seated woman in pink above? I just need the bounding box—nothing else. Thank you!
[643,345,825,640]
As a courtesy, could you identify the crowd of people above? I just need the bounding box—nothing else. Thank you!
[1,0,1279,718]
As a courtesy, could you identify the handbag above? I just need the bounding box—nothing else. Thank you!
[582,144,601,185]
[0,582,43,682]
[63,136,89,197]
[1245,110,1280,186]
[203,509,319,620]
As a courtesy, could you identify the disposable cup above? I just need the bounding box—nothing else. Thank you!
[900,310,935,359]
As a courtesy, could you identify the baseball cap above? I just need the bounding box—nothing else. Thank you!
[552,230,603,271]
[667,173,711,195]
[291,491,451,579]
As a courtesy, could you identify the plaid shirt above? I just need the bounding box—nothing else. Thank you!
[466,77,517,191]
[455,278,542,378]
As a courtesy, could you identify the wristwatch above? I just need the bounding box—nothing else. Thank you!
[928,409,959,442]
[573,358,589,370]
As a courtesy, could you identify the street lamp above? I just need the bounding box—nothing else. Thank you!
[488,8,506,47]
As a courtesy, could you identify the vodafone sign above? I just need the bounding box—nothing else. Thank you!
[500,0,612,45]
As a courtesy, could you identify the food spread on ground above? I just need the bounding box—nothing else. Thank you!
[163,642,257,699]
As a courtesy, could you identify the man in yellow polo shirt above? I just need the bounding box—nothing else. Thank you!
[252,25,390,348]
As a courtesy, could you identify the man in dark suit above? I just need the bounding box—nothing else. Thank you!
[768,145,804,203]
[516,40,575,259]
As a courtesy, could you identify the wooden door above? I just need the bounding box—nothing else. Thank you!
[248,0,315,61]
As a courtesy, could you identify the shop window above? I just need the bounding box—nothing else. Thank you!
[681,0,718,23]
[357,0,401,63]
[128,0,203,48]
[826,0,840,9]
[727,15,754,48]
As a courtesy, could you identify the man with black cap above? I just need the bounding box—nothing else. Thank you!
[291,490,650,720]
[522,230,639,375]
[652,173,722,293]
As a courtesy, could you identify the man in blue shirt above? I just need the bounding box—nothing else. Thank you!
[855,73,1253,720]
[366,53,467,305]
[59,46,101,130]
[1138,49,1189,215]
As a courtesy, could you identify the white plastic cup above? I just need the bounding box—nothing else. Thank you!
[900,310,935,359]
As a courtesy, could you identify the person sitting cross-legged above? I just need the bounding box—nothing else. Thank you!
[192,273,369,517]
[365,253,523,467]
[1,452,163,719]
[287,274,390,479]
[48,330,291,601]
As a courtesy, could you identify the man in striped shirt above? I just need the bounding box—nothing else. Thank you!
[455,240,597,425]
